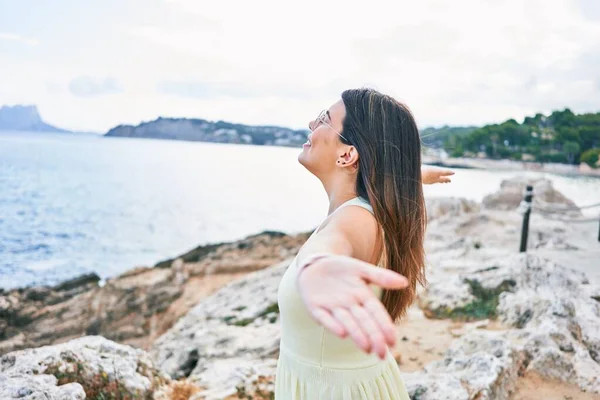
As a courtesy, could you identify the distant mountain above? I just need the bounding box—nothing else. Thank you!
[0,105,70,133]
[105,117,309,147]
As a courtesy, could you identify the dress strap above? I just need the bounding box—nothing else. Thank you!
[339,196,374,215]
[314,197,373,234]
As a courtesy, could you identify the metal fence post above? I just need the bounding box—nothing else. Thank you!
[520,185,534,252]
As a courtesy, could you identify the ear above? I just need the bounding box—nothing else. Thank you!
[336,146,359,169]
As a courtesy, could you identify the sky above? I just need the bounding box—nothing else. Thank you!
[0,0,599,133]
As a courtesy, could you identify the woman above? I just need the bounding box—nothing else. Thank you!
[275,88,453,399]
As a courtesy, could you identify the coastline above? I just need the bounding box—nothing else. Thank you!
[1,177,599,399]
[423,155,600,177]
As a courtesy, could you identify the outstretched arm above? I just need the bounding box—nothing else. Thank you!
[294,206,408,360]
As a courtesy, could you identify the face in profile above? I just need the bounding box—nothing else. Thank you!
[298,99,355,178]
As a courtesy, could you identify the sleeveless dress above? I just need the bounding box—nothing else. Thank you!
[275,197,410,400]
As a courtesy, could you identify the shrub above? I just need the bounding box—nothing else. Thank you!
[580,148,600,168]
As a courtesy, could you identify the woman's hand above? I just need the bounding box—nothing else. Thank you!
[422,166,454,184]
[296,255,408,359]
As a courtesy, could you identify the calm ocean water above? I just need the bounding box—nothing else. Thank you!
[1,131,599,290]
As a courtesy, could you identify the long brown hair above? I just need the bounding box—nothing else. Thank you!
[341,88,426,321]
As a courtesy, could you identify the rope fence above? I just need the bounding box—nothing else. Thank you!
[533,198,600,211]
[518,185,600,251]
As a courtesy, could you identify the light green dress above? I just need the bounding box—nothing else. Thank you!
[275,197,410,399]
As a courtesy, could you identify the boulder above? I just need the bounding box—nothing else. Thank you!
[0,372,85,400]
[405,331,521,400]
[419,253,600,394]
[0,336,170,399]
[482,177,581,216]
[149,260,290,397]
[425,197,480,221]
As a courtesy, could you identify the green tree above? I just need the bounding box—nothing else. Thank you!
[578,126,600,150]
[436,108,600,164]
[563,141,581,164]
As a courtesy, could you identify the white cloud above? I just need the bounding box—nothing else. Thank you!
[69,76,122,97]
[0,32,38,46]
[0,0,599,132]
[129,0,600,126]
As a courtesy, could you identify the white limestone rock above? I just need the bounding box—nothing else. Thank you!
[150,259,290,394]
[0,336,169,399]
[0,372,85,400]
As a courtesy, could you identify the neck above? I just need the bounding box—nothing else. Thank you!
[320,173,358,215]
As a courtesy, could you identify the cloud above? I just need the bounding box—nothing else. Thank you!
[156,79,345,100]
[132,0,600,124]
[68,76,123,98]
[158,81,260,99]
[574,0,600,21]
[1,0,600,132]
[0,32,38,46]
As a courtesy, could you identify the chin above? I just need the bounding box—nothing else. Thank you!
[297,148,313,172]
[297,150,308,167]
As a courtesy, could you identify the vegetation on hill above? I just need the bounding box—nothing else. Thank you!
[432,109,600,167]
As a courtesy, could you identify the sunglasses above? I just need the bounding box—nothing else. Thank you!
[309,110,349,142]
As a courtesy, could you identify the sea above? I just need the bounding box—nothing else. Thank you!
[1,130,599,290]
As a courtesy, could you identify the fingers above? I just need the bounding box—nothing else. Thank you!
[299,256,401,360]
[349,304,388,359]
[359,264,408,289]
[312,308,347,338]
[363,298,397,350]
[429,169,454,184]
[332,307,370,353]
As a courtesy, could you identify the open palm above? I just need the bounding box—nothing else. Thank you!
[296,255,408,359]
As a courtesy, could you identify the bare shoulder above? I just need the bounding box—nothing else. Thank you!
[319,205,380,263]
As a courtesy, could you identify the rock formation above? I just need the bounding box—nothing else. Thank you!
[105,117,308,147]
[0,105,69,132]
[0,336,170,399]
[1,178,598,399]
[0,231,308,356]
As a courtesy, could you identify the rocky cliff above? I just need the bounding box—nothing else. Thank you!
[0,105,69,132]
[0,231,309,356]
